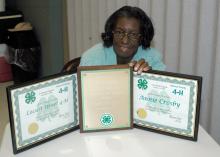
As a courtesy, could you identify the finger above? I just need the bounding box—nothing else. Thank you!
[142,61,150,71]
[134,59,145,71]
[137,62,148,74]
[128,60,137,67]
[143,66,152,71]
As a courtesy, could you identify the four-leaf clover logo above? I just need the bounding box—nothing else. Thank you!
[25,91,36,104]
[100,114,113,126]
[137,79,148,90]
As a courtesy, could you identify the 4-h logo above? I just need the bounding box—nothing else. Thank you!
[100,114,113,126]
[25,91,36,104]
[137,79,148,90]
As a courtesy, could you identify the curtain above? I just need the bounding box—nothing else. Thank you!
[66,0,220,144]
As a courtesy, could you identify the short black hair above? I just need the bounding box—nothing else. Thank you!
[101,6,154,49]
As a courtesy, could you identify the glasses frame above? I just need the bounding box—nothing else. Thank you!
[112,30,141,42]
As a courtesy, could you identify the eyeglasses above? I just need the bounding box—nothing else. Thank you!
[112,30,141,41]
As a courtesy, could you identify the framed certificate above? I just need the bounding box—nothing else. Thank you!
[78,65,133,132]
[133,70,202,141]
[7,72,79,154]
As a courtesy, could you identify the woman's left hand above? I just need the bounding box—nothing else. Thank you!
[129,59,151,74]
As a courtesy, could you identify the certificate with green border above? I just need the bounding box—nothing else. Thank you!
[7,72,79,154]
[133,70,202,141]
[78,65,133,133]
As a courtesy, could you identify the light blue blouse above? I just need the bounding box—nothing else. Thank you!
[80,43,166,70]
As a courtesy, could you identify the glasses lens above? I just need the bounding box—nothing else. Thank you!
[113,30,140,41]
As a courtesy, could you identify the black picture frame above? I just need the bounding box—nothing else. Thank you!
[133,70,202,141]
[7,72,79,154]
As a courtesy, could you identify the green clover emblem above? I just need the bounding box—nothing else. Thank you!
[100,114,113,126]
[25,91,36,104]
[137,79,148,90]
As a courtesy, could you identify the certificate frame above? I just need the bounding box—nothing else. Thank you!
[133,70,202,141]
[78,65,133,133]
[7,72,79,154]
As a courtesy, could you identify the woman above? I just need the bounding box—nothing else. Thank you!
[80,6,165,74]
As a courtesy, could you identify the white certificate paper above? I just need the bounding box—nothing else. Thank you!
[133,72,201,138]
[9,73,78,150]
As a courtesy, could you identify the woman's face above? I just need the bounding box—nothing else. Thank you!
[112,17,141,60]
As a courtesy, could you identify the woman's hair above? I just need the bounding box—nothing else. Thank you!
[101,6,154,49]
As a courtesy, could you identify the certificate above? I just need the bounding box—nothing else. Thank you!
[7,72,79,154]
[133,70,202,141]
[78,65,133,132]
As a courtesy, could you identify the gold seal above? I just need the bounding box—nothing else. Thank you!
[28,122,39,135]
[137,108,147,119]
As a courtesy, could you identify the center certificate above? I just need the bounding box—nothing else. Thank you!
[78,65,133,132]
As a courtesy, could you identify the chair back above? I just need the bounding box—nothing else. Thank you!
[61,57,81,73]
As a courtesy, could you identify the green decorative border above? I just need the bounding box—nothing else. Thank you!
[134,73,197,137]
[13,74,78,148]
[81,69,131,131]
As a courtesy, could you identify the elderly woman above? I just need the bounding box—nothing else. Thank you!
[80,6,165,74]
